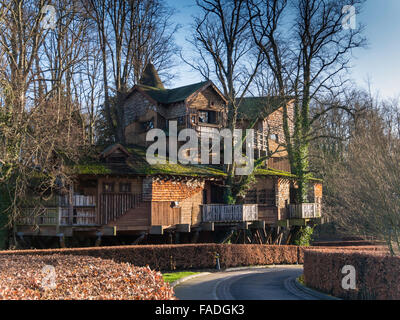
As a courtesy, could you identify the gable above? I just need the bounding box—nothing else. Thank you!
[186,85,227,109]
[99,144,130,161]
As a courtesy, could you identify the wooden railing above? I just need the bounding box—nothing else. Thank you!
[254,131,268,151]
[100,193,142,225]
[60,195,96,207]
[18,195,98,226]
[18,207,59,226]
[288,203,321,219]
[201,204,258,222]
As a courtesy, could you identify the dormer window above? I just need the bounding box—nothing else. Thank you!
[198,110,217,124]
[103,183,114,193]
[198,111,209,123]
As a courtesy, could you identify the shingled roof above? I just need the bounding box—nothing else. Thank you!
[237,96,294,121]
[136,81,210,104]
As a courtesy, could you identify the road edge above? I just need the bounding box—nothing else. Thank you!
[170,272,211,288]
[293,278,342,300]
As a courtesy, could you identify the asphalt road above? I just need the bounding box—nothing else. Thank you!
[174,266,322,300]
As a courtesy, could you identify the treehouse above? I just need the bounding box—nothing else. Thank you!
[16,143,322,245]
[15,63,323,246]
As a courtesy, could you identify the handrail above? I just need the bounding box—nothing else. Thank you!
[202,204,258,222]
[100,193,143,224]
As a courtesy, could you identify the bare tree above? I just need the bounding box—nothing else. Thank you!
[83,0,179,143]
[0,0,89,245]
[248,0,366,202]
[185,0,264,203]
[324,100,400,255]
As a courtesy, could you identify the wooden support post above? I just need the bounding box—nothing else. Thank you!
[58,233,65,248]
[95,232,102,247]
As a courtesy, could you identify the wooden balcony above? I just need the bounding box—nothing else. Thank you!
[201,204,258,222]
[288,203,321,219]
[18,195,98,227]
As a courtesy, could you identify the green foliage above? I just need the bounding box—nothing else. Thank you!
[294,226,314,247]
[162,271,200,283]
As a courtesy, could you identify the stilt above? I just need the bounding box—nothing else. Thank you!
[57,233,65,248]
[175,232,180,244]
[191,230,200,243]
[95,232,102,247]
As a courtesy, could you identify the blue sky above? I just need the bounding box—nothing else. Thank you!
[165,0,400,100]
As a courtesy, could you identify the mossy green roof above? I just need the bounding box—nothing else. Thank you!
[69,144,226,178]
[136,81,209,104]
[254,168,297,178]
[70,144,322,182]
[237,96,293,121]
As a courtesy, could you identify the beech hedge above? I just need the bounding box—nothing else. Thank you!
[303,248,399,300]
[0,254,175,300]
[0,244,301,271]
[0,244,387,271]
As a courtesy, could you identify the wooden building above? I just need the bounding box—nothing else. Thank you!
[15,63,322,246]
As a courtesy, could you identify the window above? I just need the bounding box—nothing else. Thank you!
[103,183,114,193]
[119,183,131,193]
[198,111,209,123]
[269,134,279,142]
[142,119,154,131]
[198,110,217,124]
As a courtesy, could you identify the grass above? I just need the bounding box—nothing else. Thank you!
[297,274,305,285]
[162,271,200,284]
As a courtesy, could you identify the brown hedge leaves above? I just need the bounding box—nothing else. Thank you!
[303,249,399,300]
[0,244,302,271]
[0,254,175,300]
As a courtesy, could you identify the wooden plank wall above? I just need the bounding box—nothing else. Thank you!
[258,205,279,225]
[151,202,180,226]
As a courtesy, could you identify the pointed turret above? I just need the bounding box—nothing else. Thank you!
[139,62,165,89]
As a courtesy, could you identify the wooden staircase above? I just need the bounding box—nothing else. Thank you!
[106,201,151,231]
[100,193,151,231]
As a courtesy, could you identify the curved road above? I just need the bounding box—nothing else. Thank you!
[174,266,322,300]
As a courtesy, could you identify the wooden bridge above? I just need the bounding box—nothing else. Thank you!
[201,204,258,222]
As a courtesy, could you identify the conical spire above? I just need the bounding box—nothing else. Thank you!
[139,62,165,89]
